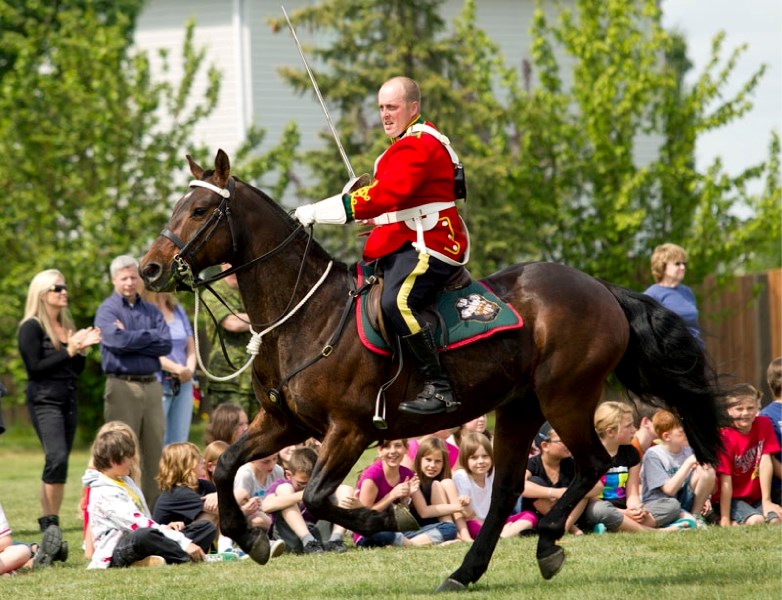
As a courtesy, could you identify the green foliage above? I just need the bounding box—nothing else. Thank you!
[0,0,146,79]
[0,6,220,438]
[516,0,780,285]
[271,0,780,284]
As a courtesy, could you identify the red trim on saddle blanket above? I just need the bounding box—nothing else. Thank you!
[355,266,393,357]
[355,268,523,357]
[444,280,524,351]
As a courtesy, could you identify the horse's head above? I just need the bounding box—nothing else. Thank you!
[141,149,238,291]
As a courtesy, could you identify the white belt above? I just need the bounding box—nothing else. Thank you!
[366,201,456,226]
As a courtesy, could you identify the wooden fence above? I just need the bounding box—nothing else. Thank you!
[698,268,782,403]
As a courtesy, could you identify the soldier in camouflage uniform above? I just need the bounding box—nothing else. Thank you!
[203,264,258,420]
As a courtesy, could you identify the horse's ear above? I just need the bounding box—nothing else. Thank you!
[187,154,204,180]
[214,149,231,187]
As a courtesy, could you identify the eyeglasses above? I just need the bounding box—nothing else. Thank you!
[546,438,564,445]
[49,284,68,293]
[673,261,687,267]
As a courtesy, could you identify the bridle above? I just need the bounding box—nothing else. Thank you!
[160,178,238,290]
[161,176,308,291]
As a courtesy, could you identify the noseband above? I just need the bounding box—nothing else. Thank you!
[161,178,238,288]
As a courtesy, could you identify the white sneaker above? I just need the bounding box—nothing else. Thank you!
[269,539,285,558]
[204,552,238,563]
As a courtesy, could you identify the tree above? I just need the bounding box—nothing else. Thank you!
[0,0,146,80]
[0,6,221,437]
[504,0,780,286]
[272,0,780,287]
[271,0,531,268]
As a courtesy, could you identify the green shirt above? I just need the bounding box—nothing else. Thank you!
[202,279,253,393]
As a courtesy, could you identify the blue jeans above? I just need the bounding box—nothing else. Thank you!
[163,379,193,445]
[356,522,457,548]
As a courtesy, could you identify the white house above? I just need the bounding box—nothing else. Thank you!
[134,1,659,178]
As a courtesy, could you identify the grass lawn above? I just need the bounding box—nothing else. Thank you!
[1,429,781,599]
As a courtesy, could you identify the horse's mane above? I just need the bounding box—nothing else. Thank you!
[233,176,345,268]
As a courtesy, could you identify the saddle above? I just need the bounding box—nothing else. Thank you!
[354,262,523,356]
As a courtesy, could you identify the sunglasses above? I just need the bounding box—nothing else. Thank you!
[49,284,68,293]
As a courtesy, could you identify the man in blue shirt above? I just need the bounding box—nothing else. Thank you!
[95,255,172,507]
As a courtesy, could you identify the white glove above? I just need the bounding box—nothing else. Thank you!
[294,203,316,226]
[294,194,347,226]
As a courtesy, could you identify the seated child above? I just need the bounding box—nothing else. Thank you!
[402,429,459,472]
[520,423,600,535]
[631,400,660,460]
[202,440,237,554]
[233,453,286,558]
[409,436,471,541]
[641,410,715,529]
[0,503,63,574]
[82,421,141,560]
[261,447,350,554]
[204,403,249,445]
[714,383,782,526]
[580,401,658,533]
[203,440,229,485]
[453,432,537,539]
[354,439,457,548]
[759,357,782,503]
[153,442,219,529]
[85,429,214,568]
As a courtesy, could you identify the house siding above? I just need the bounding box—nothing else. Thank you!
[134,0,659,169]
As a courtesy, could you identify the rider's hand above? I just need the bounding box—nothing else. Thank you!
[294,204,316,226]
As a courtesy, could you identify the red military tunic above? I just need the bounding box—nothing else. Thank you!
[344,118,469,266]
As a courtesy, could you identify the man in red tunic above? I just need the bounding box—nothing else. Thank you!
[295,76,469,416]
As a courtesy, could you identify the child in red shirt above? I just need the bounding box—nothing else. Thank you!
[714,384,782,526]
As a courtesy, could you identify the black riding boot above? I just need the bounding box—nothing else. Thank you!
[398,325,459,415]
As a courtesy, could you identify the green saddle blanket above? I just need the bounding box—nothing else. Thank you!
[355,262,524,357]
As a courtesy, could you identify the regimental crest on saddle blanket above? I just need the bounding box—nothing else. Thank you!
[355,262,523,357]
[455,293,501,322]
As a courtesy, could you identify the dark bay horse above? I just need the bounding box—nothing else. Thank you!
[141,150,723,592]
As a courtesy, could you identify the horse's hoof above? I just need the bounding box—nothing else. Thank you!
[247,533,271,565]
[538,547,566,580]
[435,578,466,593]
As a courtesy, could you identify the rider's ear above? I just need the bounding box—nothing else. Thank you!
[187,154,204,179]
[214,149,231,188]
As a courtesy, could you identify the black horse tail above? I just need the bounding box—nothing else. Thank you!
[602,282,726,465]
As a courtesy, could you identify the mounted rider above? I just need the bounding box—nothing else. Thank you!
[294,76,469,416]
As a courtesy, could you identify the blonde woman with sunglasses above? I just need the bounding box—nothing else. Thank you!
[18,269,101,543]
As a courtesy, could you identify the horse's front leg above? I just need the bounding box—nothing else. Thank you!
[303,425,398,536]
[535,419,610,579]
[214,410,304,565]
[438,401,542,592]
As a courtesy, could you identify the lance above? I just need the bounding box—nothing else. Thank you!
[282,6,356,180]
